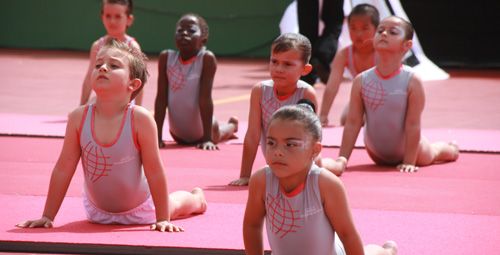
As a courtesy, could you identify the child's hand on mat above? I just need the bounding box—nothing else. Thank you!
[197,141,218,151]
[397,164,419,173]
[16,216,53,228]
[151,220,184,232]
[229,177,250,186]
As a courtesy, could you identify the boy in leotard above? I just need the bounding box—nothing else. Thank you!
[80,0,144,106]
[332,16,459,174]
[229,33,342,186]
[154,13,238,150]
[17,39,206,232]
[320,4,380,126]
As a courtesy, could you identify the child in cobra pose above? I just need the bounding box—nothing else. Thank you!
[332,16,459,174]
[80,0,144,106]
[229,33,342,186]
[17,39,206,232]
[319,4,380,127]
[243,103,398,255]
[154,13,238,150]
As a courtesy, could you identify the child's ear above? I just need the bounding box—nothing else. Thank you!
[312,141,322,158]
[127,14,134,27]
[403,39,413,52]
[128,78,142,92]
[302,63,313,76]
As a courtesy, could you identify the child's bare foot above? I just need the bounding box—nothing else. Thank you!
[191,187,207,214]
[228,117,239,139]
[229,117,238,132]
[382,240,398,255]
[449,141,459,161]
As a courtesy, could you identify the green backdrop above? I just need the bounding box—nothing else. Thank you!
[0,0,292,57]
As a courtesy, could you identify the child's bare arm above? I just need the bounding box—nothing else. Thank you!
[135,107,182,232]
[319,48,348,126]
[229,84,262,186]
[319,171,364,255]
[243,169,267,255]
[338,76,365,164]
[17,108,83,228]
[303,84,319,110]
[80,42,99,105]
[401,75,425,172]
[198,51,217,150]
[153,50,169,148]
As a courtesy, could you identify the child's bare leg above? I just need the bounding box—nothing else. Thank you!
[169,188,207,220]
[416,138,459,166]
[364,240,398,255]
[212,117,238,143]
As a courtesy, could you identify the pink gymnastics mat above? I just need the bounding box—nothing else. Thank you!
[1,136,500,254]
[1,114,499,153]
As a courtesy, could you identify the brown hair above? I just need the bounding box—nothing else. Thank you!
[102,0,133,15]
[271,33,312,64]
[348,4,380,27]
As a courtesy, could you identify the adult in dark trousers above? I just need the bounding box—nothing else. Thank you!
[297,0,344,85]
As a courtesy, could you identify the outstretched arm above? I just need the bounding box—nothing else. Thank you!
[197,51,217,150]
[320,171,364,255]
[338,75,365,169]
[229,84,262,186]
[243,169,267,255]
[319,48,348,126]
[154,50,169,148]
[17,108,83,228]
[400,75,425,172]
[135,107,182,232]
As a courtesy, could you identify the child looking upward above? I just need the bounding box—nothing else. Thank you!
[333,16,459,174]
[154,13,238,150]
[17,39,206,232]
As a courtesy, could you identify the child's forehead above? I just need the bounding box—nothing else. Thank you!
[269,119,307,135]
[96,48,129,62]
[379,17,404,28]
[349,14,375,25]
[271,48,303,61]
[102,3,128,14]
[178,16,200,26]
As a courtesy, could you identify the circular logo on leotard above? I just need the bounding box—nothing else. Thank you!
[167,65,186,92]
[266,193,302,238]
[82,141,112,183]
[362,79,386,111]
